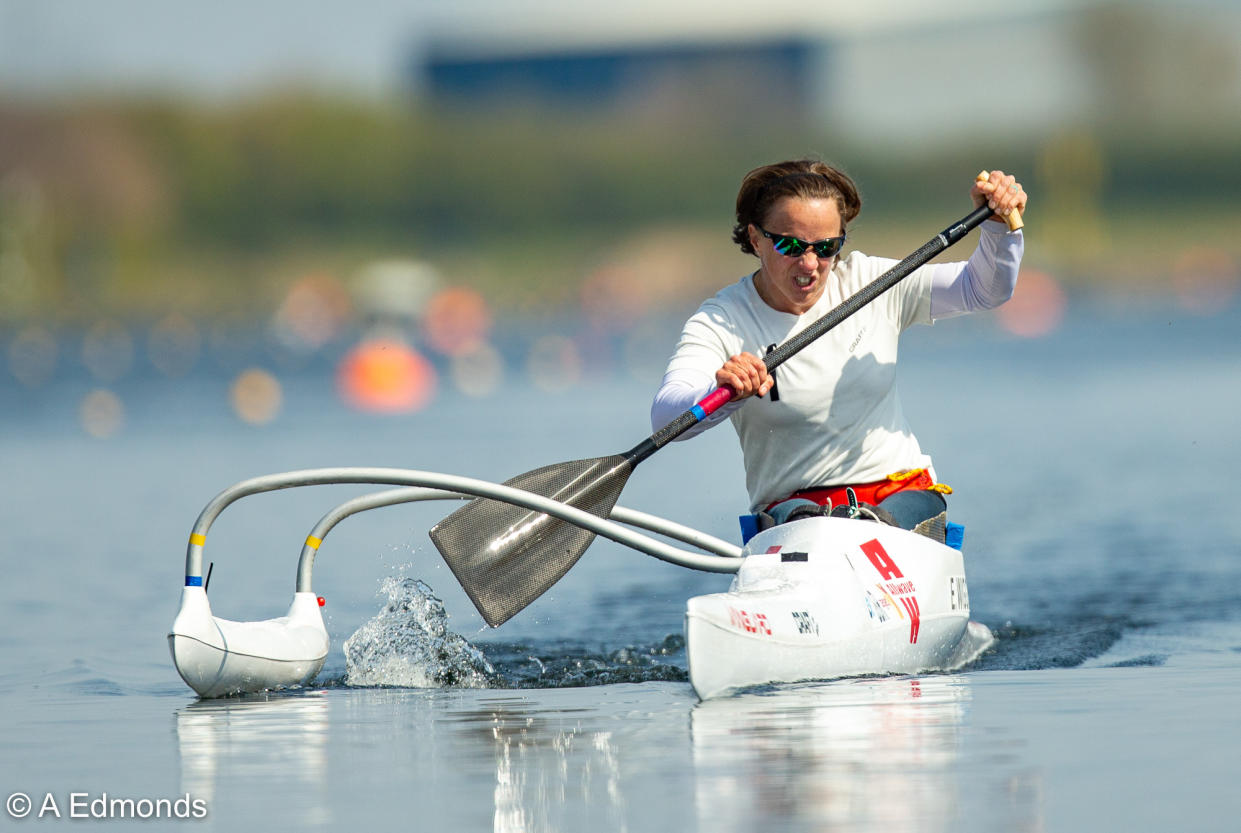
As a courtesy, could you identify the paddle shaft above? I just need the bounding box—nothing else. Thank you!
[625,203,997,467]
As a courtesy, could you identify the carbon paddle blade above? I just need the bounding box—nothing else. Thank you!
[429,455,633,627]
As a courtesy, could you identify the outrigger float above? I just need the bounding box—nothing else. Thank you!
[170,198,1014,700]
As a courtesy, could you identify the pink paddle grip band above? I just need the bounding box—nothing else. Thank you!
[696,386,735,417]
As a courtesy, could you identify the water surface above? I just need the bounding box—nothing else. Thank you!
[2,299,1239,830]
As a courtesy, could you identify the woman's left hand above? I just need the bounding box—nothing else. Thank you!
[972,170,1027,224]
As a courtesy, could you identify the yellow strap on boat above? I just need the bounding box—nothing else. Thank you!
[885,468,953,495]
[189,533,206,547]
[305,535,323,551]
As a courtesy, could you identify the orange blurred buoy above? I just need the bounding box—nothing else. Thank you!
[337,337,437,413]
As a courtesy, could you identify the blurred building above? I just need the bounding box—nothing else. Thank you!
[413,1,1241,146]
[422,37,822,124]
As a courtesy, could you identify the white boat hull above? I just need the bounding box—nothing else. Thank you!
[685,517,993,699]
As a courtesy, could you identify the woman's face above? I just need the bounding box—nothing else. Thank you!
[748,196,843,315]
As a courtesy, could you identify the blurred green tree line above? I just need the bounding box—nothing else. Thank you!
[1,91,1238,326]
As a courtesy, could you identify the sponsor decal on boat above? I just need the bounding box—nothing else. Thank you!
[860,539,921,643]
[949,575,969,611]
[727,606,772,636]
[861,538,903,580]
[864,589,893,623]
[791,611,819,635]
[900,595,921,643]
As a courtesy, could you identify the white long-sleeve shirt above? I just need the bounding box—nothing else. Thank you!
[650,222,1023,510]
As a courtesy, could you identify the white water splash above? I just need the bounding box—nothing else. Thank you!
[343,577,495,689]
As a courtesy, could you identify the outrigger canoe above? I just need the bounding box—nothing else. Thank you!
[169,467,992,700]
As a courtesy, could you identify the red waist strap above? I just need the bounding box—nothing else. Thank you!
[765,469,948,512]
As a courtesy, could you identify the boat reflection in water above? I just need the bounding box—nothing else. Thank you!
[170,677,1046,831]
[174,691,331,826]
[447,692,692,833]
[691,674,974,832]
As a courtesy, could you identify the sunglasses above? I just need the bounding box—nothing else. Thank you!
[758,227,847,259]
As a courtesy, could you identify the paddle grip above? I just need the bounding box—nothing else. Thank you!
[697,386,735,415]
[976,170,1024,231]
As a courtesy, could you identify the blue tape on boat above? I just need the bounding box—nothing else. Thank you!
[738,513,759,544]
[690,405,707,422]
[945,522,965,551]
[185,576,203,587]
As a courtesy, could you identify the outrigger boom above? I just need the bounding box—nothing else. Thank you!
[170,467,743,698]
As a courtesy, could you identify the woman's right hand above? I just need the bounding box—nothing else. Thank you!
[972,169,1027,223]
[716,352,773,400]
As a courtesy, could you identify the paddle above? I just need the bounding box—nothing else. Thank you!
[431,195,1021,626]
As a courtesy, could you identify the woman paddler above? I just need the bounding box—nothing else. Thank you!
[650,160,1028,533]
